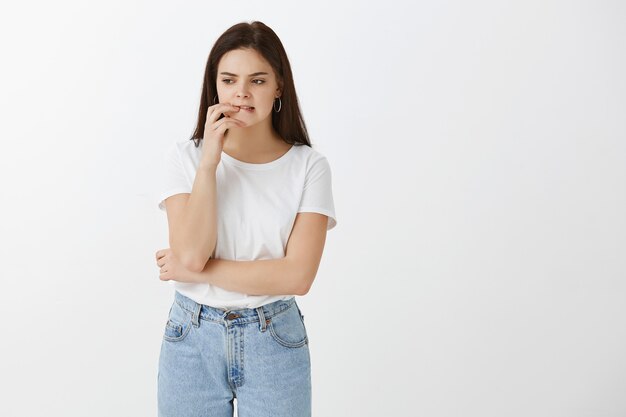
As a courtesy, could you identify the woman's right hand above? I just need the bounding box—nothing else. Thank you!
[200,103,246,168]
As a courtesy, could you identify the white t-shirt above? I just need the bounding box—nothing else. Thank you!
[157,139,337,309]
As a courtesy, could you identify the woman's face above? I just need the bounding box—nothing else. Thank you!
[216,48,281,126]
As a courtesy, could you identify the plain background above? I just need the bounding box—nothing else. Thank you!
[1,1,625,416]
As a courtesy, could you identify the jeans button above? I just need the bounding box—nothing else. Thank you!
[226,313,240,320]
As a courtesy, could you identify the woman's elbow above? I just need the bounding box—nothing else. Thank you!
[185,256,209,273]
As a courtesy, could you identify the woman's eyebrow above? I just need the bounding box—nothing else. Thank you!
[219,71,269,77]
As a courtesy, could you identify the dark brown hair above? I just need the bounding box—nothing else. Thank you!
[189,21,311,148]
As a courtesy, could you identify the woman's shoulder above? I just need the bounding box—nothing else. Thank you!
[168,139,202,161]
[292,142,329,163]
[175,138,202,153]
[289,143,334,181]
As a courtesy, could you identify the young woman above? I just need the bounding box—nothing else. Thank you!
[154,21,337,417]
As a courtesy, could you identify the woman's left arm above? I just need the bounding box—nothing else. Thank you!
[198,257,302,296]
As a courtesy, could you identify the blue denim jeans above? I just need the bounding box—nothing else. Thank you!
[157,291,311,417]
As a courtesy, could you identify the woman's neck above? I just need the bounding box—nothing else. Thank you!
[221,120,288,163]
[223,119,282,152]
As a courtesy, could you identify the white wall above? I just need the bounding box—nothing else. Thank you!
[1,1,624,416]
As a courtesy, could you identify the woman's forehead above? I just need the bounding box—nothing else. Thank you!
[218,49,273,74]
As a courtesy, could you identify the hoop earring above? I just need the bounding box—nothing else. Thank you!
[213,95,218,105]
[273,97,282,113]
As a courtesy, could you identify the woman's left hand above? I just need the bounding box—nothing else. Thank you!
[155,248,204,283]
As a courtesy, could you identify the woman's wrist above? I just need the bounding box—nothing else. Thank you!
[198,163,218,173]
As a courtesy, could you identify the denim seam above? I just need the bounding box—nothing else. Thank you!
[163,316,192,342]
[165,320,182,332]
[267,319,308,348]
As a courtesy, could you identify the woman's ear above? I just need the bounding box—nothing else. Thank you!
[276,80,283,97]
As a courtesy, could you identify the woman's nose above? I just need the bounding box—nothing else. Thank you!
[236,86,250,98]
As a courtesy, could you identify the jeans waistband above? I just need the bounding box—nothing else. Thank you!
[173,290,297,326]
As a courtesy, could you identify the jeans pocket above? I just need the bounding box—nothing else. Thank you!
[268,303,308,348]
[163,301,192,342]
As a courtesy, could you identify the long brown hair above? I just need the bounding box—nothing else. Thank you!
[189,21,311,148]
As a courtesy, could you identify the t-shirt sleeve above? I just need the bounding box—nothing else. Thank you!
[297,156,337,230]
[157,143,192,211]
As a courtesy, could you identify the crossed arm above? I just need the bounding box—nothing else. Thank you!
[160,212,329,296]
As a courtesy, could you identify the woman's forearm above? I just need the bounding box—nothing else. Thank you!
[193,258,305,296]
[172,165,218,272]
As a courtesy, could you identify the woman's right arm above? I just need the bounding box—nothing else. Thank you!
[166,164,218,272]
[166,102,244,272]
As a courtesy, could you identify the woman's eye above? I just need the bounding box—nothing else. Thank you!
[220,79,265,85]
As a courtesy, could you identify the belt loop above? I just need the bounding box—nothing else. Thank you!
[256,306,268,332]
[192,301,201,327]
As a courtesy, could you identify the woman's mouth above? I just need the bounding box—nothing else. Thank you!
[237,106,255,112]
